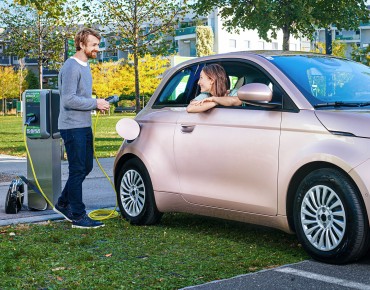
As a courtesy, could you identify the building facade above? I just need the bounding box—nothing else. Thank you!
[175,8,312,57]
[314,21,370,58]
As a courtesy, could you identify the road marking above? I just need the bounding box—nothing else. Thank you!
[276,267,370,290]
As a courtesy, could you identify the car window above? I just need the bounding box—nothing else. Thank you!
[269,55,370,106]
[213,61,289,110]
[153,64,203,107]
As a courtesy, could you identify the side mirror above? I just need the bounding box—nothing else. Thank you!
[238,83,272,102]
[237,83,280,108]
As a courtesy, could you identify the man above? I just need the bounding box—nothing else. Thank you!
[53,28,110,229]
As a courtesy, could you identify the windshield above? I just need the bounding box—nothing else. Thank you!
[268,55,370,108]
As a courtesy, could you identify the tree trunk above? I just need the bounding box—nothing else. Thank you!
[38,14,43,89]
[282,25,290,51]
[134,52,141,113]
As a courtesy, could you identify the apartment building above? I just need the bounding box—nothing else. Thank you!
[175,8,312,57]
[315,18,370,58]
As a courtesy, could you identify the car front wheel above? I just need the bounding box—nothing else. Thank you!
[294,168,369,264]
[116,158,162,225]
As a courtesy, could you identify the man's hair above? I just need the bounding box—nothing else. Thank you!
[74,28,101,51]
[202,64,228,97]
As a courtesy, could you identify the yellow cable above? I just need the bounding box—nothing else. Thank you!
[88,111,120,220]
[24,113,119,221]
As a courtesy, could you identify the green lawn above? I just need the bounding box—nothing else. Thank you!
[0,215,308,289]
[0,114,308,289]
[0,114,133,157]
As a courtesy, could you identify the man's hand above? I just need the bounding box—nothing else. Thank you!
[96,99,110,112]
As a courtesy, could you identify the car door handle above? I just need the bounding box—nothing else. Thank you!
[181,124,195,133]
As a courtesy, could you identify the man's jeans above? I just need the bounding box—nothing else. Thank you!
[58,127,93,218]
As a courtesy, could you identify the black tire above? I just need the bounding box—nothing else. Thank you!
[116,158,162,225]
[294,168,369,264]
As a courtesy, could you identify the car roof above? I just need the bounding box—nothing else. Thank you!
[170,50,328,72]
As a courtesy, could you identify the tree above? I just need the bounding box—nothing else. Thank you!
[2,0,82,89]
[192,0,369,51]
[312,40,347,58]
[0,66,19,115]
[83,0,188,112]
[351,44,370,65]
[25,69,40,89]
[196,26,214,57]
[17,58,28,101]
[91,54,170,106]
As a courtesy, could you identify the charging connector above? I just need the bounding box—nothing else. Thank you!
[25,113,37,126]
[105,95,119,103]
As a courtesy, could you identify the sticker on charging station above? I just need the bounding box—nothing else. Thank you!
[26,126,41,138]
[25,91,42,138]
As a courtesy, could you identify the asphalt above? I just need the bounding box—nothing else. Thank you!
[0,154,116,226]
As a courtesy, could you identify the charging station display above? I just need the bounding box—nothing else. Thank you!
[25,91,45,138]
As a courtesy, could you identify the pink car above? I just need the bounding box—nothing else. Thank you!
[114,51,370,264]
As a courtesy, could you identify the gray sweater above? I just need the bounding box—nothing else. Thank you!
[58,58,97,130]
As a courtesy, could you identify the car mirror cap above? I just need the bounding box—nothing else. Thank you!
[237,83,273,102]
[116,118,140,140]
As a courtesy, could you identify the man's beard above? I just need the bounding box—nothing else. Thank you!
[85,49,98,59]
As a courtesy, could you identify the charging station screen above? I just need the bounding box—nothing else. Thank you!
[25,91,42,138]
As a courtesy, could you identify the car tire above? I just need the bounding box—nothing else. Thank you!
[116,158,162,225]
[294,168,369,264]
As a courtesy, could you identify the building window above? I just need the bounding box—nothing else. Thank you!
[244,40,251,49]
[229,39,236,48]
[257,41,264,49]
[272,42,278,50]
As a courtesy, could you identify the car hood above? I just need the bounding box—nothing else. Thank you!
[315,110,370,138]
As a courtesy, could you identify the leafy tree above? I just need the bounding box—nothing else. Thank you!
[91,61,130,98]
[351,44,370,65]
[312,40,347,58]
[13,0,67,18]
[196,26,214,57]
[25,69,40,89]
[192,0,369,51]
[83,0,188,112]
[2,0,82,89]
[91,54,169,107]
[0,66,19,115]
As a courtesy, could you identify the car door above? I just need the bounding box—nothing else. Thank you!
[174,61,282,216]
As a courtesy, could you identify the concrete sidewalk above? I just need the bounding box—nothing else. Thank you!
[0,154,117,226]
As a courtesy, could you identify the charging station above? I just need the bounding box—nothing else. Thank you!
[22,89,61,210]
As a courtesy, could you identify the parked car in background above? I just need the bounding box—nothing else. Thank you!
[114,106,136,113]
[113,51,370,264]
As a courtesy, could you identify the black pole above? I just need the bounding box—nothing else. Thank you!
[325,28,332,55]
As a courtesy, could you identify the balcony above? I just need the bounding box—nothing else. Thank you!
[102,56,118,62]
[335,35,360,41]
[176,26,196,36]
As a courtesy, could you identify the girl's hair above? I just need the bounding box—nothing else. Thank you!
[202,64,228,96]
[75,28,101,51]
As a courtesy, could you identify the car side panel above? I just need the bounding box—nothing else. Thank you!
[115,109,182,193]
[278,110,370,220]
[174,107,281,215]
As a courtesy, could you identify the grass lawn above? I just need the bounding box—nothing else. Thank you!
[0,114,309,289]
[0,214,308,289]
[0,114,134,157]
